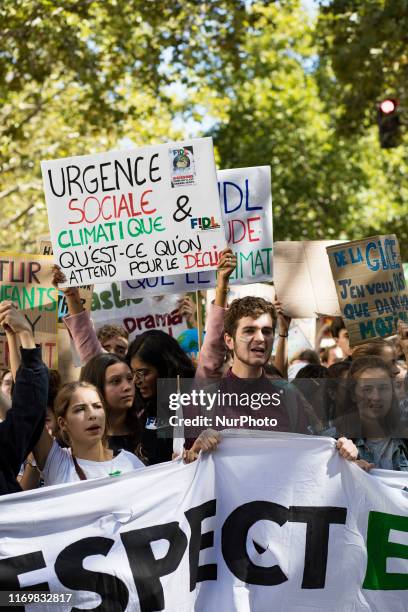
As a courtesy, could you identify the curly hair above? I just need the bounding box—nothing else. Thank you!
[224,297,277,338]
[97,324,129,343]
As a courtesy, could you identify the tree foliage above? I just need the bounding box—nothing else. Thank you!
[0,0,407,259]
[317,0,408,134]
[207,1,408,257]
[0,0,256,251]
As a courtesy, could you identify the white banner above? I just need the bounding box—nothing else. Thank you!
[120,166,273,298]
[41,138,225,286]
[91,282,188,341]
[0,433,407,611]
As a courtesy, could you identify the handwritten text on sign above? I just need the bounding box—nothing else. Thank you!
[0,253,58,368]
[41,138,225,287]
[326,235,408,345]
[121,166,272,297]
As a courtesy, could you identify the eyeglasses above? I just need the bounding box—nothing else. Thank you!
[133,370,146,383]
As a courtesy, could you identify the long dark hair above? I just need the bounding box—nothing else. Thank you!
[80,353,141,452]
[127,329,196,417]
[127,330,195,380]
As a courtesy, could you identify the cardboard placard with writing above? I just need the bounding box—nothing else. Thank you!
[273,241,343,318]
[120,165,273,298]
[0,253,58,369]
[326,235,408,346]
[41,137,225,287]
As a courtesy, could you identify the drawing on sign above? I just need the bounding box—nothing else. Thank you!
[170,146,196,188]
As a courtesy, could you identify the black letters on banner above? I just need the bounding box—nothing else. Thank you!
[0,551,49,612]
[222,502,347,589]
[121,522,187,612]
[55,537,129,612]
[185,499,217,591]
[289,506,347,588]
[222,501,289,586]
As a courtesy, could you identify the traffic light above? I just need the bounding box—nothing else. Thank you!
[377,99,400,148]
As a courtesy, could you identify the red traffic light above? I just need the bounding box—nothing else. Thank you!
[379,99,397,114]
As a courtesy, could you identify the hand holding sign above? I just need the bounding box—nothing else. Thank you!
[0,301,32,336]
[217,247,237,282]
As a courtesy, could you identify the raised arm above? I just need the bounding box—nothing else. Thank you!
[53,266,103,365]
[196,248,237,380]
[273,299,291,378]
[0,303,49,475]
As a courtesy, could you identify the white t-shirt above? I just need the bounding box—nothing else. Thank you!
[42,440,145,486]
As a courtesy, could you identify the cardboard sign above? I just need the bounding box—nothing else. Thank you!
[0,253,58,368]
[39,240,94,324]
[273,241,342,318]
[91,282,189,341]
[120,166,272,298]
[41,138,225,286]
[326,235,408,346]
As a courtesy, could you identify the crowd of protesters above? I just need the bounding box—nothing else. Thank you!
[0,246,407,498]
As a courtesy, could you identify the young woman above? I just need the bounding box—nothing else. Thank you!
[340,356,408,471]
[80,353,142,457]
[1,369,13,399]
[351,339,400,376]
[127,330,196,464]
[33,381,145,486]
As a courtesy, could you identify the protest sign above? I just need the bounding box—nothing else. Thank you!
[39,240,93,323]
[0,433,406,611]
[0,253,58,368]
[91,282,189,341]
[41,138,225,287]
[274,241,342,317]
[120,165,273,298]
[326,235,408,346]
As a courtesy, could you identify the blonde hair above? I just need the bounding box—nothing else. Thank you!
[54,381,108,447]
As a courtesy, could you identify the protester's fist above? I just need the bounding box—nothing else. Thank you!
[273,299,291,336]
[177,296,196,327]
[336,437,358,461]
[217,248,237,281]
[0,302,31,335]
[52,265,79,297]
[183,429,222,463]
[354,459,375,472]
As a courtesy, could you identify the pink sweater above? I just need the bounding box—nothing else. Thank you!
[63,310,103,365]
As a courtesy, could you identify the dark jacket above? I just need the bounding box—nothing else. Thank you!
[0,347,48,496]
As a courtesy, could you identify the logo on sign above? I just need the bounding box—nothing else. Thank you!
[191,217,220,231]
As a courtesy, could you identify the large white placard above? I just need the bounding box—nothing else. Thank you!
[41,138,225,287]
[120,166,272,298]
[0,433,406,611]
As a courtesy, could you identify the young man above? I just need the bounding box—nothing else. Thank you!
[0,302,48,495]
[188,248,357,461]
[330,317,352,359]
[97,324,129,358]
